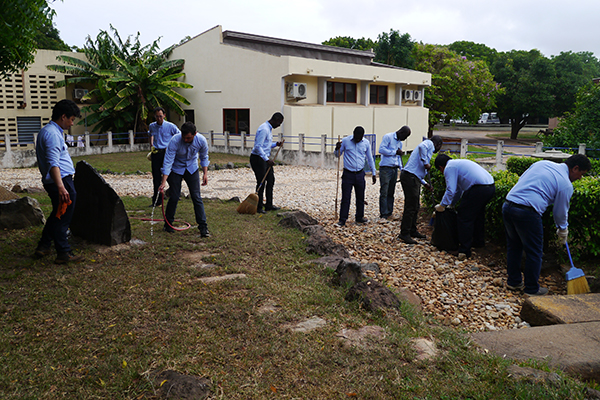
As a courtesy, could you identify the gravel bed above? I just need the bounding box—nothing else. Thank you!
[1,165,559,332]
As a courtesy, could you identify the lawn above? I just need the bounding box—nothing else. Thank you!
[0,154,593,399]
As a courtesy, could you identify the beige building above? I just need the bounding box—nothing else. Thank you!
[170,26,432,153]
[0,49,90,148]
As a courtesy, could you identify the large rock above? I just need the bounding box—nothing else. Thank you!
[0,186,20,201]
[520,293,600,326]
[345,279,401,312]
[71,161,131,246]
[277,210,319,231]
[334,259,379,287]
[0,196,45,229]
[306,233,350,258]
[152,370,211,399]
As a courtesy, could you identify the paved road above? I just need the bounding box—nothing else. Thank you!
[434,126,541,156]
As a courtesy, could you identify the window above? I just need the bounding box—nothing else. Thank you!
[184,110,195,124]
[369,85,388,104]
[223,109,250,135]
[326,82,357,103]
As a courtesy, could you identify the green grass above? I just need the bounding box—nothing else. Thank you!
[0,155,593,399]
[71,151,250,174]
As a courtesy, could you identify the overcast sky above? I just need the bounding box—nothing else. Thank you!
[51,0,600,59]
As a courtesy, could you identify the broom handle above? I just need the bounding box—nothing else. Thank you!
[566,241,575,269]
[257,139,285,191]
[335,136,340,218]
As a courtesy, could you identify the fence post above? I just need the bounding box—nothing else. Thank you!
[496,140,504,169]
[209,130,214,148]
[535,142,543,153]
[84,131,90,151]
[321,134,327,167]
[298,133,305,153]
[241,131,246,150]
[4,133,11,154]
[278,133,284,145]
[579,143,586,155]
[129,130,134,149]
[460,138,468,158]
[224,131,230,152]
[107,131,113,151]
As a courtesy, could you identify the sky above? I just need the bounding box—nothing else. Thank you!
[51,0,600,59]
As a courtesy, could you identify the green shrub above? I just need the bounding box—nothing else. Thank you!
[506,157,541,176]
[568,176,600,258]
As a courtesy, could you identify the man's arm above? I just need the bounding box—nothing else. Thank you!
[378,135,394,157]
[50,166,70,203]
[201,166,208,186]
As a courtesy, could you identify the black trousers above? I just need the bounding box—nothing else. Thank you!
[151,149,166,204]
[457,183,496,256]
[400,170,422,236]
[339,169,366,223]
[250,154,275,211]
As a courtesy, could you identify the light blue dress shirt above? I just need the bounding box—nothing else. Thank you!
[161,133,210,176]
[441,159,494,206]
[36,120,75,185]
[149,120,181,149]
[506,161,573,229]
[403,139,435,185]
[378,131,404,168]
[335,135,376,173]
[251,121,277,161]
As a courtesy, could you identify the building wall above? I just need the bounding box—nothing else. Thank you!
[0,50,89,147]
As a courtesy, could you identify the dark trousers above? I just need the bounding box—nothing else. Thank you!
[151,149,166,204]
[165,170,207,231]
[400,170,421,236]
[379,166,398,218]
[38,175,76,254]
[456,183,495,257]
[339,169,366,223]
[250,154,275,211]
[502,201,543,295]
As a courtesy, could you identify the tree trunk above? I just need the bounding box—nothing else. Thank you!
[510,118,528,140]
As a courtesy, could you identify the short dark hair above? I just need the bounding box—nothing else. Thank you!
[51,99,81,120]
[434,153,451,169]
[353,126,365,136]
[565,154,591,172]
[271,112,284,123]
[398,126,411,136]
[430,135,443,148]
[154,107,166,115]
[181,121,196,135]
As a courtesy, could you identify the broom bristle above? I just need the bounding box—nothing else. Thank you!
[237,193,258,214]
[567,276,591,295]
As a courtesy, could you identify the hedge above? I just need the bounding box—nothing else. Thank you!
[422,155,600,259]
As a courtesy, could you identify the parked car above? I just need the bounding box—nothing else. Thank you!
[478,112,500,124]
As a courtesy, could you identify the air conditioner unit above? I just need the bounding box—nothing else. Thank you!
[413,89,422,101]
[403,89,414,101]
[287,82,307,100]
[73,88,88,99]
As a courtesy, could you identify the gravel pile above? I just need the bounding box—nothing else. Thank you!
[2,165,564,332]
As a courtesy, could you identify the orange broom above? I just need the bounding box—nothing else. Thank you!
[237,139,284,214]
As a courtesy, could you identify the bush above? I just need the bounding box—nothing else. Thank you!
[568,177,600,258]
[505,157,540,176]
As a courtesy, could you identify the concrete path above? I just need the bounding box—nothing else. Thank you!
[471,293,600,381]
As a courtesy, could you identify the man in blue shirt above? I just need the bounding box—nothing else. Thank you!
[158,122,211,237]
[334,126,377,227]
[149,107,181,206]
[34,99,84,264]
[434,154,495,259]
[250,112,284,214]
[398,136,443,244]
[378,126,411,219]
[502,155,590,295]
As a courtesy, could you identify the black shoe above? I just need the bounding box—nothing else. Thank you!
[256,209,267,214]
[200,229,211,238]
[55,252,84,264]
[356,218,369,224]
[334,221,346,228]
[265,206,281,211]
[34,247,52,259]
[398,234,418,244]
[163,225,175,233]
[411,231,426,239]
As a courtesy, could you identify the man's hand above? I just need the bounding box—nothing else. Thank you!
[435,204,446,212]
[557,228,568,245]
[424,183,434,192]
[158,183,166,193]
[58,185,70,204]
[267,159,275,167]
[424,163,431,171]
[151,146,158,154]
[372,175,377,185]
[202,173,208,186]
[395,149,403,156]
[335,141,341,151]
[276,141,283,147]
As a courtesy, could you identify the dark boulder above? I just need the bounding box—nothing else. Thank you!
[0,196,45,230]
[346,279,402,312]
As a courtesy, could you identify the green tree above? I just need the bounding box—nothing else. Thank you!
[447,41,498,66]
[0,0,54,76]
[551,51,600,117]
[34,20,71,51]
[413,43,500,134]
[544,82,600,155]
[491,50,555,139]
[322,36,376,51]
[47,26,192,133]
[374,29,415,69]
